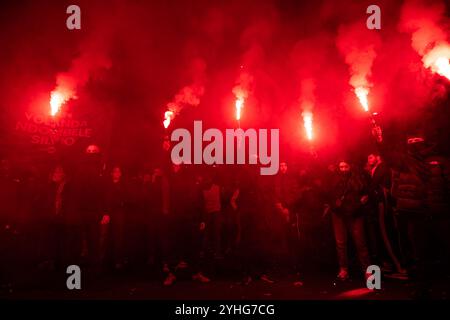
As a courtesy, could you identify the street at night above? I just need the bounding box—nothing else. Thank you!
[1,1,450,316]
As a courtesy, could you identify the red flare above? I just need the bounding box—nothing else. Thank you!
[235,98,244,121]
[302,111,313,141]
[163,111,174,129]
[49,90,70,116]
[354,86,369,112]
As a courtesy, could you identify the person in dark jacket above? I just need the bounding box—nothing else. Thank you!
[201,172,223,260]
[145,166,173,285]
[169,163,193,267]
[273,161,301,279]
[236,167,274,285]
[39,165,76,270]
[102,166,128,270]
[164,164,210,286]
[365,153,392,268]
[0,159,19,288]
[372,126,450,298]
[0,159,19,232]
[73,145,105,271]
[326,160,370,281]
[297,172,334,272]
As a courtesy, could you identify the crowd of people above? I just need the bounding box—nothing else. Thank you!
[1,127,449,298]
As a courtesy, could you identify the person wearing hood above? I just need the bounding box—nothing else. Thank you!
[372,126,450,298]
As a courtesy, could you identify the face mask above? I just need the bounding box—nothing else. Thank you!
[407,142,426,157]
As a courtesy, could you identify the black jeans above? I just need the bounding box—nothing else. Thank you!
[81,212,102,269]
[202,211,222,256]
[365,203,384,264]
[395,211,431,287]
[332,212,370,272]
[147,214,172,266]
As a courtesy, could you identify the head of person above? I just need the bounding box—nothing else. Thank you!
[111,166,122,182]
[338,160,351,176]
[84,144,102,168]
[86,144,100,155]
[367,153,381,167]
[51,165,66,184]
[280,161,288,175]
[406,135,428,158]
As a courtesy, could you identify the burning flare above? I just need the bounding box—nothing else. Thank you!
[423,44,450,80]
[233,87,248,123]
[232,71,252,123]
[50,90,70,116]
[302,111,313,141]
[163,111,174,129]
[162,83,205,129]
[235,98,244,121]
[354,87,369,112]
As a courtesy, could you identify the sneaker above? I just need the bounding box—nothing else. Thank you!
[163,273,176,286]
[293,280,304,287]
[162,263,170,273]
[260,274,275,284]
[337,269,349,281]
[176,260,189,270]
[192,272,211,283]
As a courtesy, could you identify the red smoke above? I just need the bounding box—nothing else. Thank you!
[163,58,206,128]
[50,19,113,116]
[400,0,450,81]
[337,21,381,112]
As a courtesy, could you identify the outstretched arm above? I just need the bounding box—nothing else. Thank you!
[372,125,407,172]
